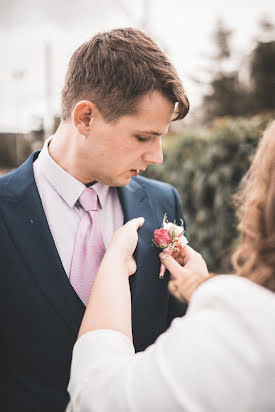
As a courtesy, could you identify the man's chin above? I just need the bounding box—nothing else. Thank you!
[102,175,131,187]
[112,177,131,187]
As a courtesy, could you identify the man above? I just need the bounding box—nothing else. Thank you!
[0,28,189,411]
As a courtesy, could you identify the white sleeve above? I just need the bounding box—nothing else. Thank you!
[67,278,258,412]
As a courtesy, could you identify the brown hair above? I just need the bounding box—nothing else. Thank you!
[61,28,189,122]
[232,121,275,292]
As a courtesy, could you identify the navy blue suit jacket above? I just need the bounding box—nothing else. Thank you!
[0,152,187,412]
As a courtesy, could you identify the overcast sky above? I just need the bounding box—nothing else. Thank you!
[0,0,274,132]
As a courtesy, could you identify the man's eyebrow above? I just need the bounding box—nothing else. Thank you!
[134,130,162,136]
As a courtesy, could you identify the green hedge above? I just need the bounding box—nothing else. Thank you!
[143,114,274,273]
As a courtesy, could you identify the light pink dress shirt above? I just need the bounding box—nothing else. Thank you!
[33,137,124,277]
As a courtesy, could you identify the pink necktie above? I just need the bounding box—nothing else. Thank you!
[70,187,106,306]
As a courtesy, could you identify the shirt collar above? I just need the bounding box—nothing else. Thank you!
[36,137,110,209]
[90,182,109,210]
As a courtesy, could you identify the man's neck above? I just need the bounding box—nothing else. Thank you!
[48,123,89,184]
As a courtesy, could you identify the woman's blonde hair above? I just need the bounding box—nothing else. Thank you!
[232,121,275,292]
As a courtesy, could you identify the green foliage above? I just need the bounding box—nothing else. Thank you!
[143,114,274,273]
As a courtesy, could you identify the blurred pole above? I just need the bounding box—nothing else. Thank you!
[44,42,53,140]
[12,70,25,166]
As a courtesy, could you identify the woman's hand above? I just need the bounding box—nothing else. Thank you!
[104,217,145,276]
[160,245,210,302]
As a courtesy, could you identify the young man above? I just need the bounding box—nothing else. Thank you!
[0,28,189,412]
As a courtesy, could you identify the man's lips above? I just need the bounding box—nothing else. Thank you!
[130,168,146,173]
[129,169,147,177]
[129,169,140,176]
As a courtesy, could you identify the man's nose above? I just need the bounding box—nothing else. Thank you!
[143,138,163,165]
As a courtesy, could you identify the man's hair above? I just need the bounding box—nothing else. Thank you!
[61,28,189,122]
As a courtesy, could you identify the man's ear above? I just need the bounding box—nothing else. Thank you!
[73,100,99,136]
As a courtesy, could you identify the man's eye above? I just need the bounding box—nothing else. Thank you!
[136,136,149,142]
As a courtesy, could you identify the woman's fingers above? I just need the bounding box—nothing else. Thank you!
[128,257,137,276]
[159,252,183,281]
[158,246,172,278]
[179,245,194,265]
[159,244,210,302]
[109,217,144,255]
[127,217,145,230]
[136,217,145,228]
[159,262,166,279]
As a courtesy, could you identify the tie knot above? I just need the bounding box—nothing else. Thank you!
[78,187,98,212]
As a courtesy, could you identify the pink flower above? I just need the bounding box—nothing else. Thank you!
[153,228,171,249]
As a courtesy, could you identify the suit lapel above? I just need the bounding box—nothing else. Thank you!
[0,153,85,334]
[117,178,168,351]
[118,178,159,274]
[118,178,149,222]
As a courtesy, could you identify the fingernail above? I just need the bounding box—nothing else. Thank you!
[160,253,166,261]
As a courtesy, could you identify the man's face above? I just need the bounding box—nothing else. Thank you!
[80,91,174,186]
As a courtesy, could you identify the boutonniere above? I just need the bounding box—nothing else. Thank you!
[153,213,188,278]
